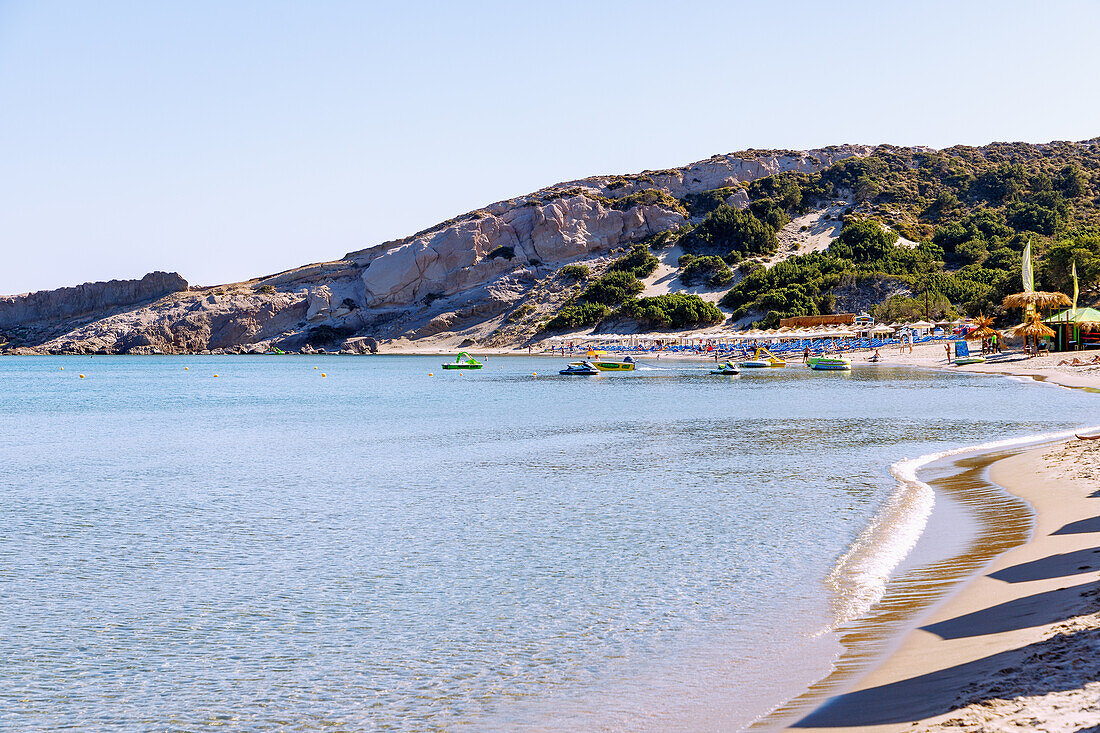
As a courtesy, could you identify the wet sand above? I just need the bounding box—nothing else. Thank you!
[783,439,1100,732]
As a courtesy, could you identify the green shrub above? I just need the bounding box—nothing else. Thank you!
[545,302,610,329]
[256,284,276,294]
[609,243,659,278]
[582,270,644,305]
[683,187,739,217]
[748,198,791,231]
[1006,200,1060,235]
[684,205,778,257]
[827,219,899,262]
[558,264,591,280]
[679,254,733,287]
[625,293,724,328]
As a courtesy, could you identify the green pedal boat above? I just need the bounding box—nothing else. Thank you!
[442,352,483,370]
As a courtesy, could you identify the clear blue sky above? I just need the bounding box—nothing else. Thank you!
[2,0,1098,294]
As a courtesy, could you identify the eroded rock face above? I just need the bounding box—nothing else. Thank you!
[360,195,685,307]
[37,288,310,354]
[0,272,188,329]
[353,147,871,309]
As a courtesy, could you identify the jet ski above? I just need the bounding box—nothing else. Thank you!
[559,361,600,375]
[709,360,741,375]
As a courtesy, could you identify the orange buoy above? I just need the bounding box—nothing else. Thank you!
[428,372,434,376]
[213,374,219,377]
[79,374,85,378]
[321,373,327,377]
[184,367,189,370]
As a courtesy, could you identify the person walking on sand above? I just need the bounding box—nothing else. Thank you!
[945,342,951,362]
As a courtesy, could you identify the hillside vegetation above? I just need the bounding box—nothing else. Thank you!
[719,141,1100,326]
[546,139,1100,333]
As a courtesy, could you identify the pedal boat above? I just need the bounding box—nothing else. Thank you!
[808,355,852,371]
[442,352,483,370]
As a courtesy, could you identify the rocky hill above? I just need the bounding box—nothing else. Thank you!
[1,146,869,354]
[5,138,1099,354]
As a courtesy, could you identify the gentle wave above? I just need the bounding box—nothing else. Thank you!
[824,425,1100,629]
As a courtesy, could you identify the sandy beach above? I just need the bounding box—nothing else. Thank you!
[786,436,1100,731]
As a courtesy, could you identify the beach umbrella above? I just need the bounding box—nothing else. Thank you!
[870,325,894,334]
[965,314,999,340]
[1001,291,1072,311]
[1078,321,1100,332]
[1013,313,1056,355]
[1013,315,1056,339]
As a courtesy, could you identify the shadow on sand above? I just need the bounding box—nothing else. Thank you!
[1053,514,1100,534]
[794,621,1098,728]
[793,581,1098,728]
[920,582,1094,640]
[988,546,1100,583]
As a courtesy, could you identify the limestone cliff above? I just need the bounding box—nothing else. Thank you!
[2,146,871,354]
[0,271,188,329]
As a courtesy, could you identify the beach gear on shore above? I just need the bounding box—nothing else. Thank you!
[442,352,483,370]
[953,340,986,365]
[559,361,599,375]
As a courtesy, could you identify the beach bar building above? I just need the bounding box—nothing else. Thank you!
[1044,307,1100,351]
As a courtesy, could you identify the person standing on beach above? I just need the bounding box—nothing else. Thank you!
[803,345,810,363]
[945,342,951,362]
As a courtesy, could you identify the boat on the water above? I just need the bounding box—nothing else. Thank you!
[559,361,599,375]
[592,357,635,372]
[710,361,741,375]
[740,346,786,368]
[442,352,483,370]
[809,355,852,371]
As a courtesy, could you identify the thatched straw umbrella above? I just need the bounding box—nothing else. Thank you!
[1013,314,1057,356]
[1001,291,1072,311]
[1079,321,1100,333]
[965,314,999,341]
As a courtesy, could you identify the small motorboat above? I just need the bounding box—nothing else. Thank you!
[593,357,635,372]
[559,361,600,375]
[740,346,786,368]
[442,352,483,370]
[809,355,852,371]
[709,361,741,375]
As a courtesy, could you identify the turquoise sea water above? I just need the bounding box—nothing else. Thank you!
[1,356,1097,731]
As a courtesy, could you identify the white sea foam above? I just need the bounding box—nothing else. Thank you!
[824,426,1100,629]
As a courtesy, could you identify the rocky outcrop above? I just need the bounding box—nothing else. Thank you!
[356,195,685,307]
[0,272,188,329]
[36,286,311,354]
[348,146,871,309]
